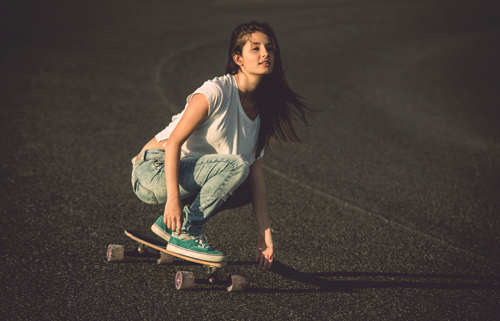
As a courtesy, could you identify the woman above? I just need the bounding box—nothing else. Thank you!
[131,21,312,272]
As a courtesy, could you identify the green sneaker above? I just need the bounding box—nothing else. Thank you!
[151,216,172,242]
[166,234,226,263]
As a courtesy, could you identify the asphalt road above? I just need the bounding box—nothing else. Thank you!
[1,0,499,319]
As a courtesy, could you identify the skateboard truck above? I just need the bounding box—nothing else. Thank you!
[137,243,147,254]
[174,268,245,291]
[204,266,219,284]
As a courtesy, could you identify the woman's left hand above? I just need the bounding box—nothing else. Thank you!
[256,229,274,272]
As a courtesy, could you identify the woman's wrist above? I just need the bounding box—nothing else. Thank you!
[259,226,272,236]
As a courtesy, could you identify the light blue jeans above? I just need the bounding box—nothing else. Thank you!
[131,149,251,235]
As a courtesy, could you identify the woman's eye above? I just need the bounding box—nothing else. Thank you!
[252,47,259,51]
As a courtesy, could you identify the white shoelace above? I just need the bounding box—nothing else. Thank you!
[194,234,211,249]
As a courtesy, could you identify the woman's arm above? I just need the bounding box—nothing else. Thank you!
[163,94,209,235]
[249,158,274,271]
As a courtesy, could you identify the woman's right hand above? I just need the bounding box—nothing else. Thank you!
[164,198,183,235]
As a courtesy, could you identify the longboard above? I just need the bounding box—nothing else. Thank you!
[107,229,244,291]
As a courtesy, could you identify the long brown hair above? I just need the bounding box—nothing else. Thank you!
[225,21,314,158]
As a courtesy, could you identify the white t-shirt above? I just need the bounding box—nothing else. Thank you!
[155,74,264,165]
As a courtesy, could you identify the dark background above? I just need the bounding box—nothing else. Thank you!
[1,0,499,319]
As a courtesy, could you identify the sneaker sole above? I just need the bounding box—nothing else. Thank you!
[151,223,171,242]
[166,243,226,263]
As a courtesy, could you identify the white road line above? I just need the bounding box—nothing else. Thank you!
[263,164,491,263]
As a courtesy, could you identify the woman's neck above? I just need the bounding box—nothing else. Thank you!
[234,72,261,119]
[234,72,263,96]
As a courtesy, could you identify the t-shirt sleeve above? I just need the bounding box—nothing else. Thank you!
[186,80,223,117]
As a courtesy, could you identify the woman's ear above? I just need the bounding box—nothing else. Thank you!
[233,54,243,67]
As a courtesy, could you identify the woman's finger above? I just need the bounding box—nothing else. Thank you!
[176,220,181,235]
[263,255,270,272]
[266,254,273,271]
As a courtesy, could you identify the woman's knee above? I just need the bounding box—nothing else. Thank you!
[133,179,159,205]
[228,154,250,183]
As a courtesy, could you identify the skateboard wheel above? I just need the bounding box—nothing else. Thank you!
[157,252,174,265]
[175,271,195,290]
[107,244,124,262]
[227,275,245,292]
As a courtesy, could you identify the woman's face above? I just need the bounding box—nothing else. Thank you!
[235,32,275,76]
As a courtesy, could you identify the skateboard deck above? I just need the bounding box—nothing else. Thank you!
[107,229,244,291]
[124,229,227,268]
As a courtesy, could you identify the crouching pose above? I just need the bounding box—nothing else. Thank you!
[131,21,312,271]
